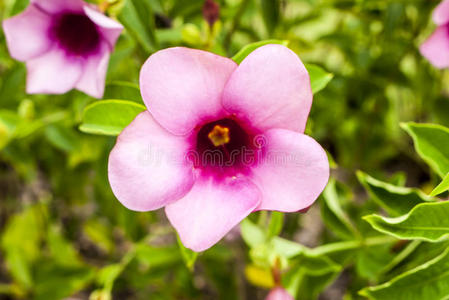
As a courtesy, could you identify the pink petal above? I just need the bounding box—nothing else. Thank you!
[433,0,449,25]
[140,47,237,135]
[266,287,294,300]
[75,41,110,98]
[252,129,329,212]
[26,47,83,94]
[165,177,261,252]
[108,111,195,212]
[2,4,53,61]
[223,44,312,133]
[420,26,449,69]
[83,5,123,48]
[31,0,84,14]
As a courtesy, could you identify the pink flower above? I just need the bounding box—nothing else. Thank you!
[108,45,329,251]
[420,0,449,68]
[266,287,294,300]
[2,0,123,98]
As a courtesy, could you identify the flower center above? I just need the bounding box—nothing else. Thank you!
[208,125,230,147]
[192,118,260,177]
[51,13,100,56]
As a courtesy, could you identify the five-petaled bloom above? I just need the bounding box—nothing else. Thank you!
[108,45,330,251]
[2,0,123,98]
[266,287,294,300]
[420,0,449,68]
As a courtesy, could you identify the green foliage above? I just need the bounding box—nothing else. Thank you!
[364,201,449,242]
[231,40,289,64]
[2,0,449,299]
[401,122,449,178]
[431,173,449,196]
[357,171,435,216]
[360,247,449,300]
[305,64,335,94]
[79,100,146,136]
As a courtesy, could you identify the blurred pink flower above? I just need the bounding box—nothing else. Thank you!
[420,0,449,68]
[2,0,123,98]
[266,287,294,300]
[108,45,329,251]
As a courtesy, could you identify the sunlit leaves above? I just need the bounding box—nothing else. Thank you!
[79,100,145,136]
[364,201,449,242]
[430,173,449,196]
[231,39,289,64]
[103,81,143,104]
[359,247,449,300]
[177,235,198,271]
[357,171,435,216]
[305,64,334,94]
[321,179,358,239]
[118,0,158,53]
[401,122,449,178]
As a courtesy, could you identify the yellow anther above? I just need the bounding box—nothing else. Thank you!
[208,125,230,147]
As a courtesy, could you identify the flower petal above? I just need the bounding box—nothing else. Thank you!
[2,4,53,61]
[83,5,123,48]
[223,44,312,133]
[165,177,261,252]
[108,111,195,212]
[140,47,237,135]
[433,0,449,25]
[75,41,110,98]
[251,129,329,212]
[31,0,84,14]
[420,26,449,69]
[26,47,83,94]
[266,287,294,300]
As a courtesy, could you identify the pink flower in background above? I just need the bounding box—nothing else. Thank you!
[2,0,123,98]
[108,45,329,251]
[266,287,294,300]
[420,0,449,68]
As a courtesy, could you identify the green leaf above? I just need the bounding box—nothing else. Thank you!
[271,237,305,259]
[176,235,198,271]
[103,81,143,104]
[431,173,449,197]
[231,40,289,64]
[241,218,266,248]
[305,64,334,94]
[260,0,280,34]
[118,0,158,53]
[359,246,449,300]
[364,201,449,242]
[321,179,358,239]
[47,225,83,267]
[267,212,284,239]
[357,171,435,216]
[401,122,449,177]
[45,125,80,153]
[295,254,342,276]
[79,100,146,136]
[33,263,94,300]
[1,203,47,289]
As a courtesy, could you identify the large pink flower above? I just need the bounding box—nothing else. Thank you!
[2,0,123,98]
[108,45,329,251]
[420,0,449,68]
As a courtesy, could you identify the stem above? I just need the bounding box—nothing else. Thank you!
[307,236,397,257]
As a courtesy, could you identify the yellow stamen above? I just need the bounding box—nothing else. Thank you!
[208,125,230,147]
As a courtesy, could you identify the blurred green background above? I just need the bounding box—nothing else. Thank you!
[1,0,448,299]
